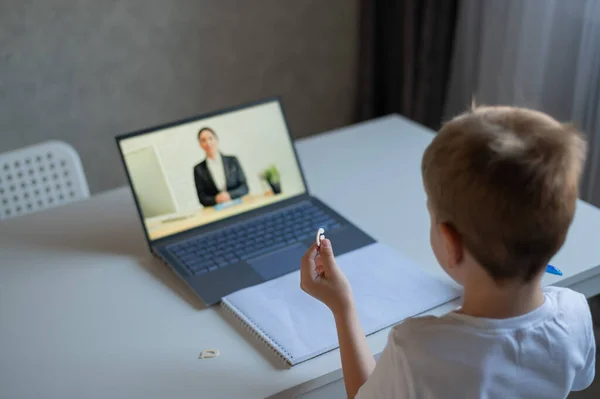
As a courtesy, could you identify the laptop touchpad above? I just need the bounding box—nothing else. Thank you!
[248,244,307,281]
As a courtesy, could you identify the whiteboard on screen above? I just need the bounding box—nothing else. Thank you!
[124,146,177,218]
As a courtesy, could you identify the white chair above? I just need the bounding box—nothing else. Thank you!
[0,141,89,220]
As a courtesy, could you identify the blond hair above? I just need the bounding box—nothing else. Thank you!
[422,106,587,281]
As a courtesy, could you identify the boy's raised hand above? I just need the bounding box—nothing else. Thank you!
[300,239,353,314]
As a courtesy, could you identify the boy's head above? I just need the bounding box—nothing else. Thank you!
[422,106,587,284]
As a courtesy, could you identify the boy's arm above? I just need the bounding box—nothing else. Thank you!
[333,302,376,399]
[300,240,376,398]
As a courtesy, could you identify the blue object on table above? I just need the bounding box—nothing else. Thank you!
[214,198,243,211]
[546,264,563,276]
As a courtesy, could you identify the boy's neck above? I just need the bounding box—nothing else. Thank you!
[459,266,545,319]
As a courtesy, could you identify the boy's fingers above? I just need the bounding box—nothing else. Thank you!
[301,261,319,288]
[300,262,310,286]
[318,239,335,262]
[300,244,318,284]
[302,243,319,262]
[318,239,342,275]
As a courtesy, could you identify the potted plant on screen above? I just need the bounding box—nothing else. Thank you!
[260,165,282,195]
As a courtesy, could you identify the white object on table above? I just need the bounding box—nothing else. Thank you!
[1,115,600,399]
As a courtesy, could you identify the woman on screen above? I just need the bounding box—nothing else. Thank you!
[193,127,249,207]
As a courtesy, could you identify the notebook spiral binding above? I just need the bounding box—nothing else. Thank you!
[220,298,293,366]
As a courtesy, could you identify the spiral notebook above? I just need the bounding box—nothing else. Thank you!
[221,243,460,366]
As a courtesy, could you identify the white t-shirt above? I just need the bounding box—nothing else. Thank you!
[206,154,227,192]
[357,287,596,399]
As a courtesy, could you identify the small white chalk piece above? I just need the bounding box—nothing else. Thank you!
[316,228,325,247]
[199,349,220,359]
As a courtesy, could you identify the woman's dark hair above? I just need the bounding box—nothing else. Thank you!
[198,127,217,140]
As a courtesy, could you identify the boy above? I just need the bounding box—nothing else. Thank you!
[300,106,596,398]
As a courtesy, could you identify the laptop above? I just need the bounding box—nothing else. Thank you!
[116,98,374,305]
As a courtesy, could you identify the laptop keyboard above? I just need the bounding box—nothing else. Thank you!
[168,202,342,276]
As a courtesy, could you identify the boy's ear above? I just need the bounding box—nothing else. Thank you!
[439,222,463,267]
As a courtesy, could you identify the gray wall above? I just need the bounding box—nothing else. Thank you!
[0,0,359,193]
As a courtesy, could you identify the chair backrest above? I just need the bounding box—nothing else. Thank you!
[0,141,89,220]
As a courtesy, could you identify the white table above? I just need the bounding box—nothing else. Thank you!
[2,115,600,399]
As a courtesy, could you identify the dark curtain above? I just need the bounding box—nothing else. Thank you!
[358,0,459,129]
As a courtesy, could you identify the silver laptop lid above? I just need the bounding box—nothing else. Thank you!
[116,98,308,242]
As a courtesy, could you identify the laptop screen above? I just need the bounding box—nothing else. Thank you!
[118,100,307,241]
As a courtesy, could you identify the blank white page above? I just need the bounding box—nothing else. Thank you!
[222,243,460,365]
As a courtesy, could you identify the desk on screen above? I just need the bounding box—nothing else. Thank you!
[145,192,295,240]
